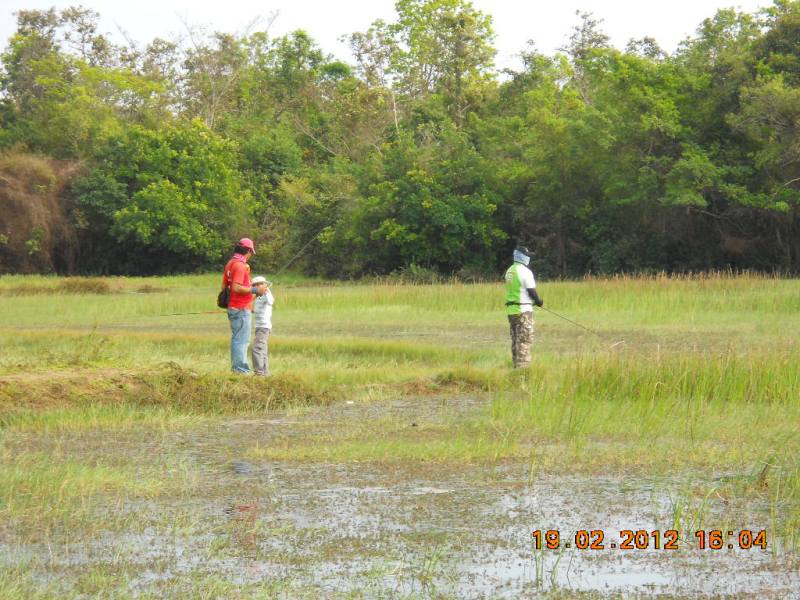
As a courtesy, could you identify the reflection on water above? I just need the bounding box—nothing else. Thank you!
[2,398,797,598]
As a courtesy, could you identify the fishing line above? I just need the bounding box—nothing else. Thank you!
[538,305,625,348]
[157,310,222,317]
[538,306,601,338]
[268,224,329,282]
[155,225,329,317]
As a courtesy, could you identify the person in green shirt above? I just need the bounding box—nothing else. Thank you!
[504,246,543,368]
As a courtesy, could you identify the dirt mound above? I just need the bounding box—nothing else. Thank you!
[0,151,81,274]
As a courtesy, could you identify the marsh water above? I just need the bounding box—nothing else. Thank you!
[2,397,797,598]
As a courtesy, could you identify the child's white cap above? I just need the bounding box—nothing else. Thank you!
[251,276,267,285]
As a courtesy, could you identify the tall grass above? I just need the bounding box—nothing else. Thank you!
[257,350,799,464]
[1,274,798,381]
[494,350,799,440]
[2,271,799,326]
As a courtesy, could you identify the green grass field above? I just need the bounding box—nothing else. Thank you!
[0,273,798,597]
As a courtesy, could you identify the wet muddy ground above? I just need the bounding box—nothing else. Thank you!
[1,397,798,598]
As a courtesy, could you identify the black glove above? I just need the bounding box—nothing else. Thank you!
[528,288,543,307]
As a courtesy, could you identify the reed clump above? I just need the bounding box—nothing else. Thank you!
[132,363,339,413]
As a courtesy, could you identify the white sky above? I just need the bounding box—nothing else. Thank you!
[0,0,773,70]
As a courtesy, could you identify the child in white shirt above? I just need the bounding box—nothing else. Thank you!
[250,276,274,376]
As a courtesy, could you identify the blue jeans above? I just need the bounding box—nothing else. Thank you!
[227,308,252,373]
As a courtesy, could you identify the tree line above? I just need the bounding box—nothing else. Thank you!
[1,0,799,277]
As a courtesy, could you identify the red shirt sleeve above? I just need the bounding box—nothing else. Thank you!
[230,261,249,287]
[226,261,253,310]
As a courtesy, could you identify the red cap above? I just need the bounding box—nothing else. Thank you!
[238,237,256,254]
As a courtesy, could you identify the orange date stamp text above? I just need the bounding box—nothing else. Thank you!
[531,529,767,551]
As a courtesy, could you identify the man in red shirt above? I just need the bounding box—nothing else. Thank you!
[221,238,263,373]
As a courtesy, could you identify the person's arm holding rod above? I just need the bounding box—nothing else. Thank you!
[231,281,263,296]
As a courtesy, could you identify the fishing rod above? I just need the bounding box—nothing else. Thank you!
[538,305,625,348]
[158,310,222,317]
[157,225,329,317]
[267,224,329,283]
[538,306,601,338]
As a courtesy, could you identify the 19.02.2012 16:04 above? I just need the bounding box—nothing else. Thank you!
[531,529,768,550]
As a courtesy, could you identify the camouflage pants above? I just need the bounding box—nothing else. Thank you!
[508,312,534,368]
